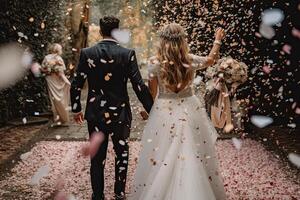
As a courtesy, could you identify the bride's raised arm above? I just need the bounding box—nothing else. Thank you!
[191,28,225,70]
[207,27,225,66]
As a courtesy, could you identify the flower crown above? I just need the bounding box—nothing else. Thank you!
[159,31,186,41]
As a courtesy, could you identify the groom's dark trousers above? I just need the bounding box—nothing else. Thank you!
[70,39,153,200]
[88,121,130,200]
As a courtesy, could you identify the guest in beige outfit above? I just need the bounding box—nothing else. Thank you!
[41,43,70,124]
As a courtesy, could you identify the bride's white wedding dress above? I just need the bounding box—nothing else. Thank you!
[130,54,226,200]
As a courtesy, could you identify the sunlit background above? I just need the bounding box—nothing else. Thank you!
[0,0,299,199]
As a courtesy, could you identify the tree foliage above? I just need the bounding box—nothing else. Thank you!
[0,0,67,125]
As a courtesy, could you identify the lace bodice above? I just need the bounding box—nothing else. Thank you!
[148,54,209,98]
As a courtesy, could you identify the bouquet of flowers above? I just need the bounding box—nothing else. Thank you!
[206,57,248,86]
[41,56,64,74]
[204,57,248,132]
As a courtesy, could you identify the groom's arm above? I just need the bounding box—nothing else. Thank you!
[128,50,154,113]
[70,49,88,115]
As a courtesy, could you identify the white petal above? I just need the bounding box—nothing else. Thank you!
[119,140,125,146]
[250,115,273,128]
[29,165,50,185]
[100,59,107,63]
[288,153,300,168]
[232,137,242,150]
[262,8,284,26]
[111,29,131,44]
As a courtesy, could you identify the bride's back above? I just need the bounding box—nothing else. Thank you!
[150,23,209,95]
[155,23,194,93]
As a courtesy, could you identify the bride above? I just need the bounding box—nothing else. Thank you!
[130,23,226,200]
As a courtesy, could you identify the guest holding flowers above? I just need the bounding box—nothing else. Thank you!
[41,43,70,125]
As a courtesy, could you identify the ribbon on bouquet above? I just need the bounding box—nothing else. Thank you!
[210,78,232,129]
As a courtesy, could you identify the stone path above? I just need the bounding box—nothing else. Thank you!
[0,139,299,200]
[0,125,45,165]
[42,84,146,141]
[0,85,299,199]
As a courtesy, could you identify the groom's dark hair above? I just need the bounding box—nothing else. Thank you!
[99,16,120,37]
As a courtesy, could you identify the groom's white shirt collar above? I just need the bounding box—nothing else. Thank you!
[102,38,118,43]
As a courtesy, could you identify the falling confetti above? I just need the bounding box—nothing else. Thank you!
[111,29,131,44]
[20,152,32,161]
[261,8,284,26]
[0,43,32,89]
[41,22,46,29]
[259,23,275,39]
[119,140,126,146]
[232,137,242,150]
[250,115,273,128]
[55,135,61,140]
[29,165,50,185]
[87,58,96,68]
[288,153,300,168]
[22,117,27,124]
[81,132,105,158]
[31,62,42,77]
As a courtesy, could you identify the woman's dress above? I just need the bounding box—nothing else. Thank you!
[130,54,226,200]
[42,54,70,123]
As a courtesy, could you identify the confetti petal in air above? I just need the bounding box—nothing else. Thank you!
[287,123,296,128]
[87,58,96,68]
[55,135,61,140]
[232,137,242,150]
[250,115,273,128]
[261,8,284,26]
[119,140,126,146]
[0,43,33,89]
[111,29,131,44]
[54,191,68,200]
[81,132,105,158]
[22,117,27,124]
[282,44,291,54]
[100,59,107,64]
[259,23,275,39]
[20,152,32,161]
[262,65,272,74]
[31,62,42,77]
[29,165,50,185]
[288,153,300,168]
[292,28,300,39]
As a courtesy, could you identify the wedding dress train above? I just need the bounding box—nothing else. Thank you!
[130,55,226,200]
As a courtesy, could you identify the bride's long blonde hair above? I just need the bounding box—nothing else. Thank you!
[157,23,193,93]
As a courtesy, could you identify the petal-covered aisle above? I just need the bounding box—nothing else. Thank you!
[0,139,299,200]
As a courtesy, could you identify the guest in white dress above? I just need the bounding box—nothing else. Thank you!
[41,43,70,125]
[130,23,226,200]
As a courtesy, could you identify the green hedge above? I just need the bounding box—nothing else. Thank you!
[0,0,67,125]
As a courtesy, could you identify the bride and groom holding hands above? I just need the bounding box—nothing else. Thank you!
[70,15,226,200]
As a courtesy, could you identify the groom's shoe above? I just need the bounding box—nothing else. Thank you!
[115,194,126,200]
[92,194,105,200]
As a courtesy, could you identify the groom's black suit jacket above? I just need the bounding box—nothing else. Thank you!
[70,39,153,126]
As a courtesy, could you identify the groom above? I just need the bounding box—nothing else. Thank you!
[70,16,153,200]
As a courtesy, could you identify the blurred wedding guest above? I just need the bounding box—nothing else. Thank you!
[41,43,70,125]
